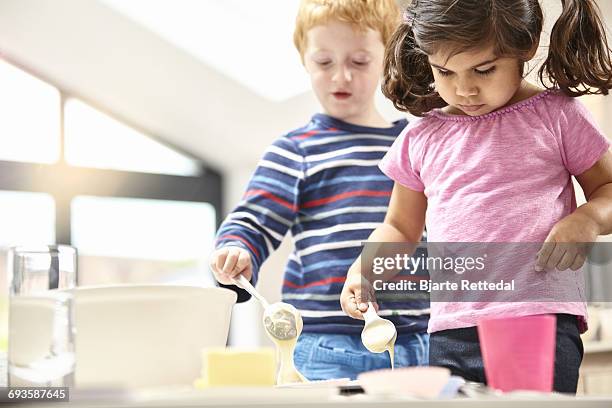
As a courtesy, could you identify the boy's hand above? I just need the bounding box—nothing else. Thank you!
[340,272,378,320]
[536,212,599,272]
[210,247,253,285]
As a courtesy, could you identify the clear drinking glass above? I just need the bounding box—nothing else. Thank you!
[7,245,77,387]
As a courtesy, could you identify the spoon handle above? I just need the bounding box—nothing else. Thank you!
[233,274,270,308]
[363,301,378,322]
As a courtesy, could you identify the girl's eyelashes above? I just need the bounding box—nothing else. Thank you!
[475,66,496,75]
[435,66,497,77]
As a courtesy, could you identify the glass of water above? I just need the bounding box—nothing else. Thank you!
[7,245,77,387]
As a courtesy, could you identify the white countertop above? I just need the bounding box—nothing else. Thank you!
[20,387,612,408]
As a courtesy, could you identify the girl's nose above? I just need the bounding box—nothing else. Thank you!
[455,79,478,97]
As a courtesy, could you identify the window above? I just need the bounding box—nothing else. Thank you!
[64,98,201,176]
[0,58,222,287]
[0,191,55,247]
[72,196,215,260]
[72,196,216,286]
[0,59,60,164]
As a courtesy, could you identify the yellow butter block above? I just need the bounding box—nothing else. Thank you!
[195,348,276,387]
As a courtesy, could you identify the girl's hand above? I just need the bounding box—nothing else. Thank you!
[535,212,599,271]
[209,246,253,285]
[340,272,378,320]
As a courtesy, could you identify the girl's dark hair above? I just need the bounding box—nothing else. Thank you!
[383,0,612,116]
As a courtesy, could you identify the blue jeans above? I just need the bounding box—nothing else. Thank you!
[294,332,429,380]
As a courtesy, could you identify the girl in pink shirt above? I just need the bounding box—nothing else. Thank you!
[340,0,612,393]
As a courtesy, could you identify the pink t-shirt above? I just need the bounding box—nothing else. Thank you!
[379,89,610,333]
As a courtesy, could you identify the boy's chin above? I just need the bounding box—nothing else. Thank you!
[322,105,364,122]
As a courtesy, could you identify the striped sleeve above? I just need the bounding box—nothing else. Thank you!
[215,136,304,284]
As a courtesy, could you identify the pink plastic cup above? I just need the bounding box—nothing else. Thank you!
[477,315,556,393]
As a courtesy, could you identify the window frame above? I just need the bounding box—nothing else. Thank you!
[0,60,222,245]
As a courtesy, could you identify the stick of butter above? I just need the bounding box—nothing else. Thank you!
[194,348,276,387]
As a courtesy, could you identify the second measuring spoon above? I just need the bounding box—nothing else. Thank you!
[361,302,397,368]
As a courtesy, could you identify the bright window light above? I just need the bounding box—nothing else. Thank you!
[0,191,55,247]
[64,98,201,176]
[0,59,60,164]
[71,196,216,261]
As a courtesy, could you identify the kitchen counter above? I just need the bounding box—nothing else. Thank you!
[18,387,612,408]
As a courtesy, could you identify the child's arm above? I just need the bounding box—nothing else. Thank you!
[210,138,303,286]
[536,150,612,271]
[340,182,426,319]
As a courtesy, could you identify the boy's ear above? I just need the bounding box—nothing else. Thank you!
[301,55,310,72]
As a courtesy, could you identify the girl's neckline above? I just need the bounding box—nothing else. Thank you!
[429,88,556,122]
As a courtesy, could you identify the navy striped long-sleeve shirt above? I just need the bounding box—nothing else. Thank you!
[216,113,429,334]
